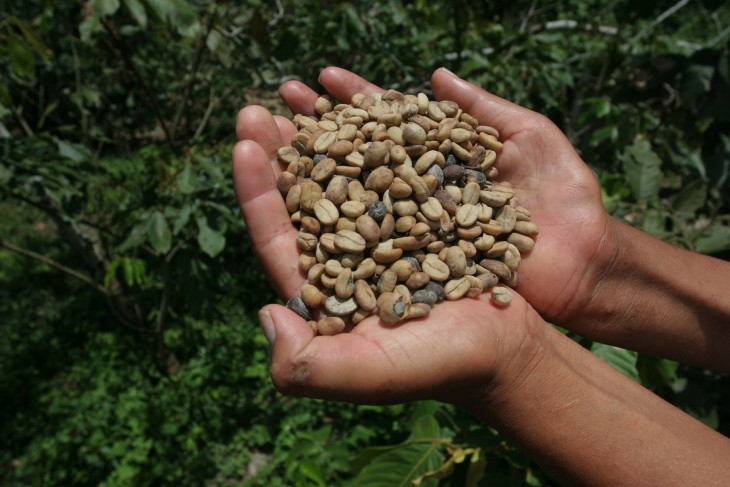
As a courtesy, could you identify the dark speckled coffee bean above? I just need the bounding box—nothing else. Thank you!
[443,164,464,183]
[423,281,446,302]
[312,154,327,164]
[286,297,312,321]
[445,153,457,166]
[403,256,422,272]
[427,164,444,187]
[368,200,388,223]
[412,289,438,305]
[464,168,487,186]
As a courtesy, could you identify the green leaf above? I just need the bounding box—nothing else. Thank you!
[144,0,200,37]
[673,179,707,216]
[706,134,730,189]
[694,224,730,254]
[149,210,172,254]
[636,355,677,389]
[173,204,192,234]
[466,451,487,487]
[176,165,196,194]
[97,0,122,16]
[55,138,92,163]
[124,0,148,28]
[591,342,639,382]
[13,18,50,63]
[622,138,663,202]
[196,216,225,257]
[8,33,36,79]
[352,439,443,487]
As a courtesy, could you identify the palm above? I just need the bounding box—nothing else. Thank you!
[232,67,606,400]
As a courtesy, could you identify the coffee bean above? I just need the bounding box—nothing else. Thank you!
[278,91,538,330]
[491,286,512,306]
[286,297,312,321]
[444,277,470,300]
[318,316,346,335]
[324,295,358,316]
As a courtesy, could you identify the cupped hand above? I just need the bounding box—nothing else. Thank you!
[231,67,609,402]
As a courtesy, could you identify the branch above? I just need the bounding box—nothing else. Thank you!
[632,0,690,44]
[1,239,108,295]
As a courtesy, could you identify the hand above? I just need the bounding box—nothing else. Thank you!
[232,67,553,404]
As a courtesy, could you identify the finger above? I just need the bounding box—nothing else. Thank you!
[318,66,384,103]
[263,298,508,403]
[236,105,285,161]
[274,115,298,149]
[431,68,533,139]
[232,140,304,298]
[279,80,320,117]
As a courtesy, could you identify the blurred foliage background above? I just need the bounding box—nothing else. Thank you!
[1,0,729,485]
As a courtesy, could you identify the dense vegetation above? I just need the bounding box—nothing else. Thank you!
[1,0,729,485]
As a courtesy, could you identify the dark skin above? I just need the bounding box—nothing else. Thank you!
[232,67,730,485]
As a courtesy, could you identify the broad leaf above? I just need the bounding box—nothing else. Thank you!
[591,343,639,382]
[149,210,172,254]
[124,0,148,28]
[622,138,663,202]
[8,33,36,79]
[176,165,196,194]
[673,179,707,216]
[56,138,92,164]
[637,355,677,389]
[352,441,443,487]
[694,224,730,254]
[196,216,225,257]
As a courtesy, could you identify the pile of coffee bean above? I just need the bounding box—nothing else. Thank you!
[278,89,538,335]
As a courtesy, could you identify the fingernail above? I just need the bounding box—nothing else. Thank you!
[258,309,276,345]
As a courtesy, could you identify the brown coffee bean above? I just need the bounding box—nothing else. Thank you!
[378,292,407,324]
[507,232,535,253]
[405,302,431,319]
[364,166,395,193]
[296,231,318,251]
[377,269,398,294]
[335,268,355,299]
[354,279,377,311]
[353,258,376,280]
[445,246,467,278]
[324,295,358,316]
[313,198,339,226]
[490,286,512,306]
[455,204,478,227]
[340,200,366,219]
[486,241,509,258]
[479,258,512,281]
[422,255,450,281]
[444,277,470,300]
[405,271,430,289]
[420,197,444,221]
[334,229,366,253]
[301,283,324,308]
[513,221,539,236]
[390,259,416,281]
[318,316,346,335]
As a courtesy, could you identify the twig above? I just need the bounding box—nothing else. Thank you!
[1,239,108,295]
[191,87,218,144]
[632,0,690,44]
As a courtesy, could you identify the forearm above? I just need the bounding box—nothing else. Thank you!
[577,219,730,372]
[464,319,730,487]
